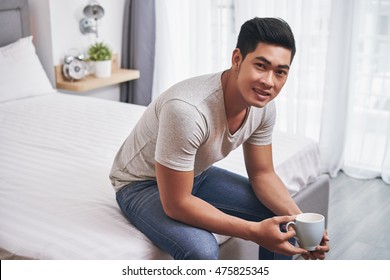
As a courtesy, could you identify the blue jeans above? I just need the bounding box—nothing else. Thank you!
[116,166,292,260]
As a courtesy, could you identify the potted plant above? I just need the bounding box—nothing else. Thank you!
[88,42,113,78]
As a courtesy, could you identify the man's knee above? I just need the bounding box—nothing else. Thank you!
[182,242,219,260]
[172,232,219,260]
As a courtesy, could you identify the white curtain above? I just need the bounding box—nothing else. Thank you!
[340,0,390,183]
[152,0,235,99]
[153,0,390,184]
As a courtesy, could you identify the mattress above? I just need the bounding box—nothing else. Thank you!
[0,93,320,259]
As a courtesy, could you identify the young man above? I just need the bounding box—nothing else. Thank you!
[110,17,329,260]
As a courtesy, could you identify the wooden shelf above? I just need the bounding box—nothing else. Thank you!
[55,55,140,92]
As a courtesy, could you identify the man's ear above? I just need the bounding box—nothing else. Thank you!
[231,48,242,69]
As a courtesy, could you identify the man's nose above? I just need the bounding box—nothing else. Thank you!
[260,71,274,88]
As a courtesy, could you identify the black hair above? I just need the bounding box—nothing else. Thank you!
[236,17,296,63]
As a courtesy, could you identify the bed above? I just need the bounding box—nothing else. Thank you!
[0,0,329,260]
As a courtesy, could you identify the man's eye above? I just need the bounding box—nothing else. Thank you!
[255,63,265,69]
[276,70,288,76]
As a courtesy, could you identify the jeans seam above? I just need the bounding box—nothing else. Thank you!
[136,215,217,259]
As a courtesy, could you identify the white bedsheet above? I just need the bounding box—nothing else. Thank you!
[215,132,321,196]
[0,93,320,259]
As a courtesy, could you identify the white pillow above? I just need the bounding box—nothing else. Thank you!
[0,36,55,103]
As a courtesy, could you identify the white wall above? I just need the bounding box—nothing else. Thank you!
[28,0,53,82]
[28,0,126,101]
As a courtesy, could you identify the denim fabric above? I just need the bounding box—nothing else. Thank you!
[116,166,292,260]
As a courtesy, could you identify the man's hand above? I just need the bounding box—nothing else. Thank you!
[251,215,308,257]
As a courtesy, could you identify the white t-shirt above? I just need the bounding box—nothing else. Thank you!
[110,72,276,191]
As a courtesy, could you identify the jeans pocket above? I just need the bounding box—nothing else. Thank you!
[116,180,159,216]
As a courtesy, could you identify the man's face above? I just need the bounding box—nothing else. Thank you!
[234,42,291,108]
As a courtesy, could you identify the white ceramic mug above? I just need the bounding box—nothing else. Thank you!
[286,213,325,251]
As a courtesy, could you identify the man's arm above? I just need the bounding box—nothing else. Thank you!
[244,142,330,259]
[243,142,301,216]
[155,161,307,256]
[156,162,254,238]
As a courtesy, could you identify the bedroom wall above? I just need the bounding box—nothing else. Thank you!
[28,0,126,101]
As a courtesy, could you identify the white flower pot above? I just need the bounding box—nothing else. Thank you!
[94,60,112,78]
